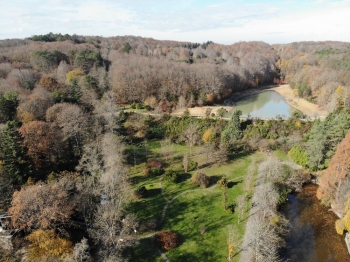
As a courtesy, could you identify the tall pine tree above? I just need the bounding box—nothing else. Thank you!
[221,110,243,147]
[0,92,18,123]
[0,121,31,184]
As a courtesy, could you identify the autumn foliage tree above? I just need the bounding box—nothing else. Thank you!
[27,229,73,261]
[19,121,55,168]
[317,129,350,204]
[9,184,74,230]
[155,231,179,251]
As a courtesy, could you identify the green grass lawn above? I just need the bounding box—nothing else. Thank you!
[127,141,264,261]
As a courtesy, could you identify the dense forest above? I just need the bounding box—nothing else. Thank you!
[0,33,350,261]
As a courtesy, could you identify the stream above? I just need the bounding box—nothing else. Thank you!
[281,184,350,262]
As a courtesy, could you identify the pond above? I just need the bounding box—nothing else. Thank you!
[230,90,300,119]
[281,184,350,262]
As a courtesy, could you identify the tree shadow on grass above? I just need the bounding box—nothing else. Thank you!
[228,150,252,161]
[210,175,222,185]
[173,251,218,262]
[146,188,162,198]
[227,179,243,189]
[178,173,191,182]
[197,162,213,169]
[130,174,158,185]
[123,237,160,262]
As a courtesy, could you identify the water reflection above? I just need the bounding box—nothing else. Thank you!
[282,184,350,262]
[231,91,299,119]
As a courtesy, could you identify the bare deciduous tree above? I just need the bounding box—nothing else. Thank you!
[236,194,246,224]
[160,139,173,161]
[181,124,199,155]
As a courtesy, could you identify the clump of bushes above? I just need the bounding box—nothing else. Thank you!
[288,145,308,167]
[134,185,147,199]
[143,159,164,176]
[192,172,210,188]
[217,175,228,188]
[188,160,198,171]
[182,154,198,172]
[155,230,179,251]
[147,158,162,168]
[149,168,164,176]
[163,170,180,183]
[130,102,144,109]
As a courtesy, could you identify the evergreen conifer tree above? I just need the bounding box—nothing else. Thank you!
[0,120,31,183]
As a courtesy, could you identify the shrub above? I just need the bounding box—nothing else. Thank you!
[192,172,210,188]
[142,166,150,176]
[188,160,198,171]
[134,185,147,199]
[149,168,164,176]
[147,159,162,169]
[217,175,228,188]
[130,102,144,109]
[164,170,180,183]
[288,145,308,167]
[155,231,179,251]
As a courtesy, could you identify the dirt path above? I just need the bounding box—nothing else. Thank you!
[171,85,329,120]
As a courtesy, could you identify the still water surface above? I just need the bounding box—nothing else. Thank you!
[281,184,350,262]
[231,91,299,119]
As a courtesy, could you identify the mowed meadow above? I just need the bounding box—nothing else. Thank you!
[125,139,265,261]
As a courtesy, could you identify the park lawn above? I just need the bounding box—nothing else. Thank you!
[128,140,263,261]
[162,153,260,261]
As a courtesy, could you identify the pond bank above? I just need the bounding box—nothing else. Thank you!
[171,84,329,120]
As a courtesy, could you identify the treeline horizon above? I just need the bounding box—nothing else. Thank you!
[0,32,348,112]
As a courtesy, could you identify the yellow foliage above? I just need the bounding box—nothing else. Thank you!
[27,230,73,261]
[335,219,345,235]
[344,197,350,213]
[269,214,280,226]
[336,85,345,108]
[17,110,36,124]
[228,243,234,260]
[202,128,213,143]
[336,85,344,94]
[144,96,157,108]
[295,120,301,128]
[26,177,35,186]
[292,89,298,97]
[343,211,350,231]
[66,70,85,83]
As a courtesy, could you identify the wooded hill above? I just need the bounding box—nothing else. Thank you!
[0,33,350,261]
[1,34,349,111]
